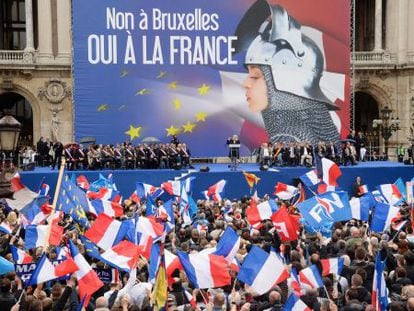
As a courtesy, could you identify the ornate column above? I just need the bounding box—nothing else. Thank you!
[374,0,383,50]
[24,0,34,51]
[56,0,72,63]
[37,0,53,62]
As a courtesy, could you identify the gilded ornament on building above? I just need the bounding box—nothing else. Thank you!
[38,79,72,106]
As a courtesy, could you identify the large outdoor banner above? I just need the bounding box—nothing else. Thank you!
[72,0,350,156]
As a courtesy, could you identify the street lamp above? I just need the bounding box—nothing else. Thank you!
[372,105,400,159]
[0,112,21,198]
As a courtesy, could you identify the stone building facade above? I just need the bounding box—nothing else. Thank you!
[0,0,412,157]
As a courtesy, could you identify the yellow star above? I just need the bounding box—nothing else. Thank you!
[166,125,181,136]
[125,125,142,140]
[156,71,167,79]
[195,112,207,122]
[97,104,108,112]
[135,88,150,96]
[173,98,182,110]
[182,121,196,133]
[198,83,210,96]
[168,81,178,90]
[120,69,128,78]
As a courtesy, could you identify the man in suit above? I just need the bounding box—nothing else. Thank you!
[300,141,313,167]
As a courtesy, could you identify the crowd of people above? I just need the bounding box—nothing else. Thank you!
[0,169,412,310]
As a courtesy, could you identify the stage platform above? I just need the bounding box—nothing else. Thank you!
[19,161,414,200]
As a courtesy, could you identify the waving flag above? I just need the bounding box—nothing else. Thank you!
[87,187,121,203]
[25,224,63,249]
[370,202,400,233]
[317,191,352,222]
[377,184,403,206]
[0,221,13,235]
[321,257,344,276]
[136,216,165,238]
[359,185,369,195]
[215,227,241,264]
[5,172,38,211]
[177,251,231,289]
[238,246,288,295]
[349,197,371,221]
[372,252,389,311]
[100,240,141,272]
[0,255,15,275]
[56,175,89,228]
[243,171,260,189]
[394,178,406,201]
[406,177,414,204]
[298,265,324,289]
[84,213,128,250]
[274,182,298,200]
[19,196,50,227]
[320,158,342,187]
[246,199,278,226]
[69,240,103,305]
[10,245,33,264]
[79,235,103,261]
[89,174,117,192]
[299,170,320,189]
[136,182,164,200]
[288,268,303,297]
[297,197,334,230]
[271,206,299,242]
[28,253,78,285]
[38,183,50,196]
[87,199,124,218]
[76,175,90,190]
[206,179,227,202]
[283,294,311,311]
[183,288,197,308]
[162,180,181,196]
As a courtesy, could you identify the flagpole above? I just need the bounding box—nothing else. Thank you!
[44,157,66,249]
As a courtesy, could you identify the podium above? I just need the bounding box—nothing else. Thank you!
[228,144,240,171]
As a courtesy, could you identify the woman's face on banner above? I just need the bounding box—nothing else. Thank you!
[243,65,268,113]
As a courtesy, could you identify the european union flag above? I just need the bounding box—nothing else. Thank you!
[79,235,102,261]
[56,175,90,228]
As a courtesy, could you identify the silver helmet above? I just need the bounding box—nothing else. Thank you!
[245,4,335,108]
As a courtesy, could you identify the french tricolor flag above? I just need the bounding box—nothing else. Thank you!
[372,252,389,311]
[87,199,124,218]
[206,179,227,202]
[371,202,400,233]
[320,158,342,187]
[84,213,128,250]
[100,240,141,272]
[87,188,121,203]
[299,170,320,188]
[177,251,231,289]
[136,216,165,238]
[321,257,344,276]
[274,182,298,200]
[238,246,288,295]
[136,182,164,199]
[69,240,103,305]
[10,245,33,264]
[406,178,414,204]
[150,246,182,284]
[298,265,324,289]
[283,294,311,311]
[28,253,78,285]
[0,221,13,235]
[161,180,182,196]
[349,197,370,221]
[214,227,241,265]
[38,183,50,196]
[25,224,63,249]
[183,288,197,308]
[392,220,408,232]
[76,175,90,190]
[6,172,38,211]
[377,184,403,206]
[246,199,278,225]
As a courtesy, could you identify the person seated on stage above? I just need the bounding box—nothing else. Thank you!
[124,144,136,169]
[287,142,297,166]
[87,144,101,170]
[113,143,123,169]
[271,142,284,166]
[326,141,340,164]
[299,141,313,167]
[259,142,271,166]
[342,142,356,166]
[157,143,169,169]
[136,144,148,169]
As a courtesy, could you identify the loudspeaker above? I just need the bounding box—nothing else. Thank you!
[200,166,210,172]
[21,162,35,171]
[259,164,268,171]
